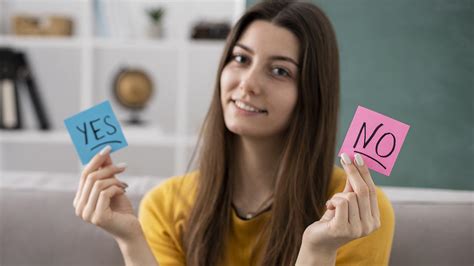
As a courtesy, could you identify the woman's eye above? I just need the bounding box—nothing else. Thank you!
[233,54,248,64]
[272,67,290,77]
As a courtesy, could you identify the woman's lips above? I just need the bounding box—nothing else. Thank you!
[231,99,267,112]
[231,100,268,116]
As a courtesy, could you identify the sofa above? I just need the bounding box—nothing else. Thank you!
[1,171,473,266]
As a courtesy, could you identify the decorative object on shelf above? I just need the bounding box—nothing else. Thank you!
[0,48,22,129]
[0,47,51,130]
[12,14,73,36]
[113,68,153,125]
[93,0,135,39]
[11,15,41,35]
[93,0,108,37]
[191,20,231,40]
[42,15,74,36]
[146,7,165,39]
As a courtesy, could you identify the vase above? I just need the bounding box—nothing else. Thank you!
[148,23,163,39]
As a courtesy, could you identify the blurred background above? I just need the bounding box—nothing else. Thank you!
[0,0,472,191]
[0,1,473,265]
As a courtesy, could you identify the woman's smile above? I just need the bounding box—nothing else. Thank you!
[231,99,268,116]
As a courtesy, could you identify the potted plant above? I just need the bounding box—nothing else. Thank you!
[147,7,165,38]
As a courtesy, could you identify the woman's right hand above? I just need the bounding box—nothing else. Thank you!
[73,145,142,242]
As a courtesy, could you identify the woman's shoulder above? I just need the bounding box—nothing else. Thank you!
[328,166,347,196]
[138,171,199,261]
[140,170,199,218]
[144,171,199,199]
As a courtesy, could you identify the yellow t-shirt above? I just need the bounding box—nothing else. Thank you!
[139,167,395,265]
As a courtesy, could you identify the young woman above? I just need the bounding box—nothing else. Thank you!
[73,1,394,265]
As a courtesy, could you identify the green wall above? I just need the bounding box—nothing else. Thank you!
[246,0,473,190]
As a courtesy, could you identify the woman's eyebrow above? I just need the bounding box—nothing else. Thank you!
[235,43,299,67]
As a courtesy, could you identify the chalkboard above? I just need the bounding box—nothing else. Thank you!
[246,0,473,190]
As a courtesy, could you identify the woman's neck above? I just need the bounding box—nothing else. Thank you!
[232,135,283,213]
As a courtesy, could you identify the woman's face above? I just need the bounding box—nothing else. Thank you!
[220,20,300,139]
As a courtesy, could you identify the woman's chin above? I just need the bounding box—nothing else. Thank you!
[226,123,270,139]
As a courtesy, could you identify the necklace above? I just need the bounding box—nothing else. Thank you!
[238,193,274,220]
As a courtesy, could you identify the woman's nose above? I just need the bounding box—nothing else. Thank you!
[239,68,262,95]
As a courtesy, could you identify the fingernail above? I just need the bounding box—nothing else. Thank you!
[354,153,364,166]
[99,145,112,155]
[341,153,352,165]
[116,162,128,169]
[120,182,129,188]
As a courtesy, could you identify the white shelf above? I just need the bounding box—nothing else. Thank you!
[93,37,178,50]
[0,130,70,144]
[0,35,84,48]
[0,129,198,146]
[0,35,227,50]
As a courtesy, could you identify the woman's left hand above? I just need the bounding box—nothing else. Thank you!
[296,153,381,264]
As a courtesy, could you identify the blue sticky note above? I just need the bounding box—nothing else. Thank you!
[64,100,128,165]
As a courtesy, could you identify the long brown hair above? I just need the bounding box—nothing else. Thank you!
[183,1,340,265]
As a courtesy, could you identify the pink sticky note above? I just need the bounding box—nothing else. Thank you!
[338,106,410,176]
